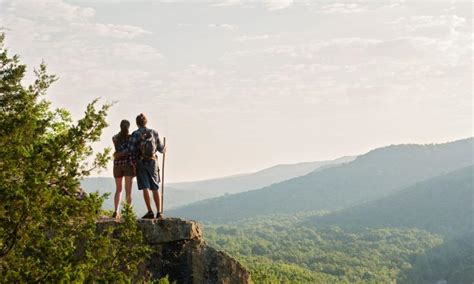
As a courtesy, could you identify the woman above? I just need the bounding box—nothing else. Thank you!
[111,119,135,219]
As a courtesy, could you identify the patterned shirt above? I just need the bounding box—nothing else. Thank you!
[127,127,164,161]
[112,134,135,166]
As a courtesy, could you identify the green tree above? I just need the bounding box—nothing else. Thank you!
[0,33,150,282]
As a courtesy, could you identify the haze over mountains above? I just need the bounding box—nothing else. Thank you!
[81,156,353,213]
[170,156,354,196]
[169,138,473,222]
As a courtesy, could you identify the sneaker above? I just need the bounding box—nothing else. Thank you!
[142,211,154,219]
[156,212,164,220]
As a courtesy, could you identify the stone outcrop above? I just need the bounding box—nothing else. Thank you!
[98,217,251,284]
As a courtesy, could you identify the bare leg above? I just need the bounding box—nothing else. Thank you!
[114,177,123,214]
[124,176,133,205]
[152,190,162,214]
[143,189,153,212]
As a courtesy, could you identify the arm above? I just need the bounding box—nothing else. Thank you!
[155,130,165,154]
[112,135,120,152]
[112,136,125,158]
[113,134,131,158]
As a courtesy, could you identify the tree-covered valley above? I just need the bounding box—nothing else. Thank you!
[172,140,473,283]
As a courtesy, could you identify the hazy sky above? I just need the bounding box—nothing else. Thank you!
[1,0,472,182]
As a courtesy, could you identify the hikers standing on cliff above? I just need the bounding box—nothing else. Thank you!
[111,119,135,219]
[128,113,166,219]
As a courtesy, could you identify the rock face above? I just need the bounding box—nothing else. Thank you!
[100,218,251,284]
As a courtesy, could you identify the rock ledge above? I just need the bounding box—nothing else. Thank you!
[99,217,251,284]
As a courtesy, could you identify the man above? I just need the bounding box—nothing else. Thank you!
[127,113,166,219]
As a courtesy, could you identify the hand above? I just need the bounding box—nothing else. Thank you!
[114,152,125,159]
[162,146,167,154]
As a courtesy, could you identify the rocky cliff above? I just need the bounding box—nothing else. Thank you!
[98,217,251,284]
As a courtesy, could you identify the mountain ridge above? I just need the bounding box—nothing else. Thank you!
[310,165,474,236]
[169,137,473,222]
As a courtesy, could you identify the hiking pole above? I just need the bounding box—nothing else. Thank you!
[161,137,166,214]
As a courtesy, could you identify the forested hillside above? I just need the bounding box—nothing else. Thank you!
[170,138,473,222]
[312,165,473,236]
[202,165,473,283]
[204,213,443,283]
[399,231,474,284]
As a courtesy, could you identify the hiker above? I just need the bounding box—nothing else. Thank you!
[128,113,166,219]
[111,119,135,219]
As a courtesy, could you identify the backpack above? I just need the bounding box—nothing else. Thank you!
[139,128,157,160]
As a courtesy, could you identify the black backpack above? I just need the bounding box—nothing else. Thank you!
[139,129,157,159]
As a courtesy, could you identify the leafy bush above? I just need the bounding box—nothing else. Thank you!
[0,33,150,282]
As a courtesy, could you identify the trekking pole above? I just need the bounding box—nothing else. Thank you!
[161,137,166,214]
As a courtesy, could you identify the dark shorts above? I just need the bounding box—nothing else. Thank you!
[137,159,160,191]
[113,164,134,178]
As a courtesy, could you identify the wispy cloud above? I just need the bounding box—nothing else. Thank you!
[210,0,294,10]
[0,0,163,114]
[234,34,280,42]
[318,3,367,14]
[208,23,237,30]
[263,0,294,10]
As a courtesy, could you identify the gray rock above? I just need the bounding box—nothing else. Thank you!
[98,217,251,284]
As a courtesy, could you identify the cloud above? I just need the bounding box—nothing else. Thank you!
[0,0,163,117]
[73,23,151,39]
[208,23,236,30]
[318,3,367,14]
[210,0,294,10]
[263,0,294,10]
[1,0,153,40]
[389,15,468,35]
[222,37,383,62]
[234,34,280,42]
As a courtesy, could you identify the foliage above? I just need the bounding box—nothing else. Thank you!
[399,232,474,284]
[204,213,442,283]
[0,33,150,282]
[239,256,338,284]
[313,166,474,236]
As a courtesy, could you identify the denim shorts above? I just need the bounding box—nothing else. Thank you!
[136,159,160,191]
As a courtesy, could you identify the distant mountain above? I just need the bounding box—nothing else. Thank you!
[80,177,190,215]
[170,156,355,197]
[169,138,473,222]
[311,166,474,236]
[81,156,353,214]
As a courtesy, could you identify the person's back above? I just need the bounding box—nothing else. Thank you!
[130,127,162,162]
[128,113,165,219]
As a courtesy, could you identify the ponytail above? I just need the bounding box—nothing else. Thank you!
[116,119,130,145]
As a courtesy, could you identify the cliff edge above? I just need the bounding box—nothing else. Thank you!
[98,217,251,284]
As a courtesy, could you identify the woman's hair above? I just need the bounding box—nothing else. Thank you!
[136,113,148,127]
[116,119,130,145]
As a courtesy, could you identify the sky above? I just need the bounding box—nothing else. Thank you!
[0,0,472,182]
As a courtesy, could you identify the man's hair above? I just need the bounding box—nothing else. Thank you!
[136,113,148,127]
